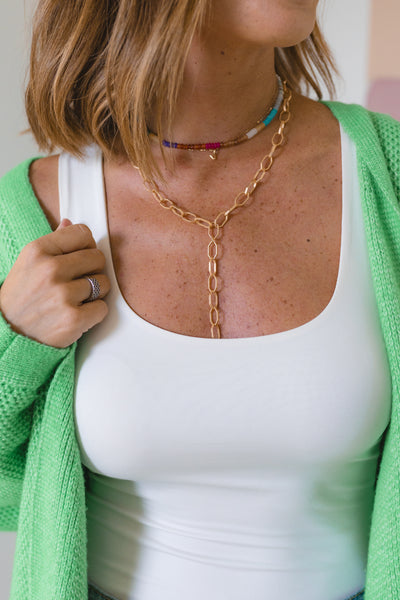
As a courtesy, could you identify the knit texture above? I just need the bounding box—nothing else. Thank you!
[0,104,399,600]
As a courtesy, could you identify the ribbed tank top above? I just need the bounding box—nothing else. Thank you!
[59,127,392,600]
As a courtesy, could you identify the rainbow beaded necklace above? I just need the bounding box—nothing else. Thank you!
[149,75,284,160]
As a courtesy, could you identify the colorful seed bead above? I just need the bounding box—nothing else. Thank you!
[150,75,284,154]
[263,107,278,127]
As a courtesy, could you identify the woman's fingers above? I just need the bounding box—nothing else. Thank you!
[57,218,73,229]
[53,247,107,281]
[32,222,97,256]
[0,221,112,348]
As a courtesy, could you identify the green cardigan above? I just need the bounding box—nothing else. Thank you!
[0,102,400,600]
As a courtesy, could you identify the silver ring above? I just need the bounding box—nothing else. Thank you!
[83,275,101,302]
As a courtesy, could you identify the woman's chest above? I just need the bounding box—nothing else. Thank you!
[105,172,342,339]
[75,131,392,479]
[74,287,391,479]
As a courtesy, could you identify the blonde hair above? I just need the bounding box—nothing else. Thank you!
[26,0,337,180]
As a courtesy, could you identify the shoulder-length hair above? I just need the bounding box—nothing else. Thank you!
[25,0,337,180]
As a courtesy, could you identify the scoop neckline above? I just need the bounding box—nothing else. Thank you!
[96,125,349,343]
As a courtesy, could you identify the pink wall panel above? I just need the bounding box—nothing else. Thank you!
[367,0,400,118]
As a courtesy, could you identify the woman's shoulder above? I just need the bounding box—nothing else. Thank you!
[0,155,57,204]
[29,155,60,232]
[318,99,400,172]
[0,156,60,269]
[0,145,99,235]
[28,145,102,232]
[320,99,400,140]
[0,155,60,232]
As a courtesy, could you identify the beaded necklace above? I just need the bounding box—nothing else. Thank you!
[139,81,292,338]
[149,75,284,160]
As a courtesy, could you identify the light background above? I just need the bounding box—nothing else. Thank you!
[0,0,380,178]
[1,0,399,597]
[367,0,400,120]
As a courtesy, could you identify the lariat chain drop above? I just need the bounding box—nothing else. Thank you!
[140,82,292,338]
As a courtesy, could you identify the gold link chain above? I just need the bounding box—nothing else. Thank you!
[138,82,292,338]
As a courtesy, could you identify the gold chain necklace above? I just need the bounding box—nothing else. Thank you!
[139,82,292,339]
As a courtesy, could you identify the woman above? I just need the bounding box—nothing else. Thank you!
[0,1,399,599]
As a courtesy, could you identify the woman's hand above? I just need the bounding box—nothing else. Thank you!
[0,218,111,348]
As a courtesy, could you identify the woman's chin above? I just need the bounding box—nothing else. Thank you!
[205,3,317,50]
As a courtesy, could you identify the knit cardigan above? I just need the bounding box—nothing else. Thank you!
[0,102,400,600]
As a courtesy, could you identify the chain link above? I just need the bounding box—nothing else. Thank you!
[139,82,292,338]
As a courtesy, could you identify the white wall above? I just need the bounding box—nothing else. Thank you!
[0,531,16,598]
[0,0,373,180]
[318,0,372,104]
[0,5,38,597]
[0,1,39,178]
[0,0,375,598]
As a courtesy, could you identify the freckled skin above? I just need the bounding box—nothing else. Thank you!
[30,0,341,339]
[103,96,341,338]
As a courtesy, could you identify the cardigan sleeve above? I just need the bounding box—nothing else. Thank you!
[369,111,400,204]
[0,312,70,530]
[0,160,71,530]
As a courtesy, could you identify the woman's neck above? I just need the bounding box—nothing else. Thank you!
[152,36,277,145]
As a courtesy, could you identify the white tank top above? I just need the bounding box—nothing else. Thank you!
[59,127,392,600]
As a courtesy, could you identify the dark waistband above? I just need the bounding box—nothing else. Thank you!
[88,582,365,600]
[89,582,119,600]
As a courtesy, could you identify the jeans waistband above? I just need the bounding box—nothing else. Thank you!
[89,582,120,600]
[88,582,365,600]
[346,590,364,600]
